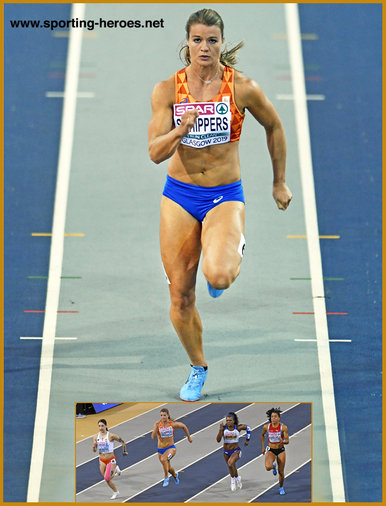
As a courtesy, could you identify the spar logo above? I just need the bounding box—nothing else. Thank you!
[174,102,215,116]
[216,103,229,114]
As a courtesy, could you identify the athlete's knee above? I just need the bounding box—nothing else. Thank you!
[170,289,196,314]
[265,464,272,471]
[203,263,237,289]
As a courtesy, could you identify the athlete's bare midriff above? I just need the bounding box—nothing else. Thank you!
[168,140,241,186]
[223,442,240,451]
[99,451,114,459]
[158,435,174,449]
[268,441,284,450]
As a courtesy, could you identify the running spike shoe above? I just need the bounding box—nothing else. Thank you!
[180,366,208,402]
[231,478,236,491]
[110,491,119,499]
[272,462,278,476]
[162,477,169,487]
[237,476,242,489]
[173,472,179,485]
[279,487,286,495]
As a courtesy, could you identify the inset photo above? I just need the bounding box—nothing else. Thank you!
[75,401,311,502]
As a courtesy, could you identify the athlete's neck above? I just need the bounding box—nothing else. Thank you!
[189,63,222,84]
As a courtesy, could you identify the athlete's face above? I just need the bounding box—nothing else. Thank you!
[226,416,235,427]
[187,24,223,66]
[98,422,107,432]
[160,411,169,422]
[271,413,280,424]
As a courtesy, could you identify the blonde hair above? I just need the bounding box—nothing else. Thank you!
[179,8,244,69]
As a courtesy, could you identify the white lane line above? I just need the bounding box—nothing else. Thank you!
[26,4,85,502]
[46,91,95,98]
[285,4,345,502]
[295,339,352,343]
[277,93,325,100]
[20,337,78,340]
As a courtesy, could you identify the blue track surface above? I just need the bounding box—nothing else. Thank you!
[123,403,310,502]
[299,4,382,502]
[76,402,250,493]
[4,4,70,501]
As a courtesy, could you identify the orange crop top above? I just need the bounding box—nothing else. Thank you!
[173,66,245,149]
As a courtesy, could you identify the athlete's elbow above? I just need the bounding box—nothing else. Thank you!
[149,145,161,164]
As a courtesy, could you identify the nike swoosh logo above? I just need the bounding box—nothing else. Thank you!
[213,196,224,203]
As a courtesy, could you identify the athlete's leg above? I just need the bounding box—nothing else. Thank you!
[201,201,245,290]
[277,451,286,487]
[160,197,206,366]
[265,450,276,471]
[227,451,240,478]
[158,447,177,477]
[166,448,177,478]
[100,462,118,492]
[223,454,233,477]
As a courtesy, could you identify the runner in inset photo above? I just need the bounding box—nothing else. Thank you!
[217,411,251,491]
[152,407,192,487]
[92,418,128,500]
[261,407,289,495]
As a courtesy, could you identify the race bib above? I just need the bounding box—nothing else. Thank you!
[173,99,231,148]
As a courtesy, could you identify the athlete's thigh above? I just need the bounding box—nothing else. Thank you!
[162,447,176,461]
[99,462,106,477]
[228,450,240,466]
[265,450,276,467]
[160,196,202,288]
[201,201,245,264]
[110,462,117,477]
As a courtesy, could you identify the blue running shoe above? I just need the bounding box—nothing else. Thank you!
[272,462,277,476]
[279,487,285,495]
[162,477,169,487]
[173,472,179,485]
[207,281,224,298]
[180,366,208,401]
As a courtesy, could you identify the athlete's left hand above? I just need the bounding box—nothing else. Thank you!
[123,450,128,456]
[244,440,249,447]
[273,182,292,210]
[188,436,193,443]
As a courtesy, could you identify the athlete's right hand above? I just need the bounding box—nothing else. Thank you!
[178,109,200,136]
[219,423,225,431]
[262,447,266,455]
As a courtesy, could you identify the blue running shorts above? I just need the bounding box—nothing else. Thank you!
[162,175,245,222]
[158,445,176,455]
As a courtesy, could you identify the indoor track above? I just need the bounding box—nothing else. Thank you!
[4,3,382,503]
[76,402,311,503]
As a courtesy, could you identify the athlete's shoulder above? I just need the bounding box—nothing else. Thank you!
[151,74,175,106]
[234,71,265,105]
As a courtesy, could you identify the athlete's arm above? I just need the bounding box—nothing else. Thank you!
[238,424,252,445]
[173,421,193,443]
[261,424,268,454]
[216,423,225,443]
[92,434,97,452]
[148,79,199,164]
[281,424,289,445]
[236,75,292,211]
[151,422,159,440]
[111,433,128,454]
